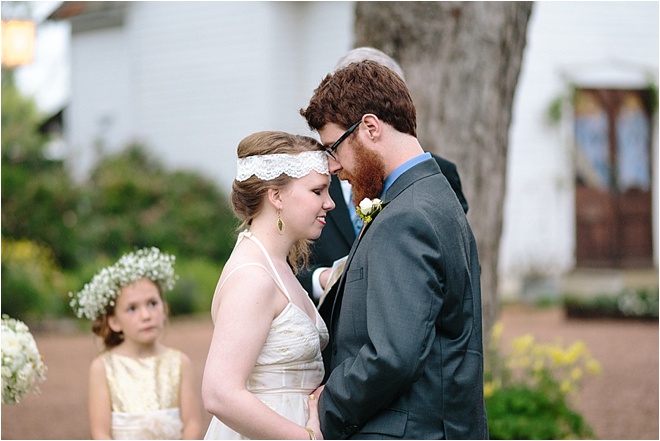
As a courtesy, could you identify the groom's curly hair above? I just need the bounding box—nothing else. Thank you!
[231,131,324,273]
[300,60,417,137]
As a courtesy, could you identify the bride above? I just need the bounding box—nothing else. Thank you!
[202,131,335,440]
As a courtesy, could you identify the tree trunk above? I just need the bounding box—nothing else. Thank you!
[354,1,533,345]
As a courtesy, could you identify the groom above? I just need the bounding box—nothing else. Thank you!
[301,61,488,439]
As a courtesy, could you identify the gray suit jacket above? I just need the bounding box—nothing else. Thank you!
[319,158,488,439]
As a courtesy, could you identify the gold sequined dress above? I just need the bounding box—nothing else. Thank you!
[204,231,329,440]
[102,348,184,439]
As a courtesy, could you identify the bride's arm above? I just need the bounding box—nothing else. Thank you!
[202,266,314,440]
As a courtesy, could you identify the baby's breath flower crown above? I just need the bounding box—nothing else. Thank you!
[69,247,178,321]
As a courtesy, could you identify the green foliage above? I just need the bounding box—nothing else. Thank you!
[564,287,659,320]
[546,95,565,126]
[485,323,600,439]
[1,73,49,160]
[78,144,236,263]
[2,77,237,319]
[166,257,222,316]
[1,238,67,321]
[1,76,81,268]
[487,385,592,440]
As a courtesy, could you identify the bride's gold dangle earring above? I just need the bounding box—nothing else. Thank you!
[277,209,285,235]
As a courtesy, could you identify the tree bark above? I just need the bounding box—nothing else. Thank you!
[354,1,533,345]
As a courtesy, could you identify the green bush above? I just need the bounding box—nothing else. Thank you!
[2,75,81,269]
[564,287,659,320]
[2,76,238,319]
[77,144,237,264]
[484,323,600,439]
[166,257,223,316]
[1,238,67,320]
[487,385,592,439]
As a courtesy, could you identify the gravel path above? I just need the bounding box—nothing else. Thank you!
[2,305,657,439]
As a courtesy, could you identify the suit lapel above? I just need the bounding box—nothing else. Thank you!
[329,159,441,328]
[383,158,440,202]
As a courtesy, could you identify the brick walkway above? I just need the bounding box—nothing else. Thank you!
[2,305,658,439]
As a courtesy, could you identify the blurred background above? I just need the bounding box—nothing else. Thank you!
[1,1,658,439]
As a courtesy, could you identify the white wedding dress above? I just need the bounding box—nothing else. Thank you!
[204,231,329,440]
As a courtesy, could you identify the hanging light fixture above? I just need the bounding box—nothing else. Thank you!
[1,19,35,68]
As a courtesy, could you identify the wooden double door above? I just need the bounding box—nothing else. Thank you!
[574,88,654,268]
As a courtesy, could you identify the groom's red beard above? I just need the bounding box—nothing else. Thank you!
[338,137,386,206]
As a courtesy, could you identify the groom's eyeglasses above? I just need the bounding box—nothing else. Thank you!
[324,120,361,160]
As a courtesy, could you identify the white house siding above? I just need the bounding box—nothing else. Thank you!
[499,1,659,296]
[66,26,132,180]
[48,1,657,296]
[63,1,354,191]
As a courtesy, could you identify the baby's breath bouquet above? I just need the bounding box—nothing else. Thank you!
[2,315,47,404]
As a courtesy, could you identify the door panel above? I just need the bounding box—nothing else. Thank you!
[574,89,653,267]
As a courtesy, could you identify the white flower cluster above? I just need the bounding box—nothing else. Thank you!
[2,315,47,405]
[69,247,178,321]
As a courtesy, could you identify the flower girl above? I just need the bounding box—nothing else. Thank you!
[70,247,202,439]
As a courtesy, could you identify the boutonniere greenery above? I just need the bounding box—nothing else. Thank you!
[356,198,388,224]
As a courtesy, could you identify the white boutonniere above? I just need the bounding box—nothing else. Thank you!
[356,198,388,224]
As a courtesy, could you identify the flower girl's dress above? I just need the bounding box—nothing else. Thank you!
[204,231,329,440]
[103,348,184,439]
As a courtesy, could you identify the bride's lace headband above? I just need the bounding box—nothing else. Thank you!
[236,150,329,182]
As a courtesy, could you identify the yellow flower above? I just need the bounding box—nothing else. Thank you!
[560,380,573,394]
[484,382,495,398]
[570,367,583,381]
[491,322,504,342]
[565,341,586,364]
[586,359,603,375]
[512,334,534,353]
[549,346,567,366]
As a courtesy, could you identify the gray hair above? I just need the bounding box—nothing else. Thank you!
[333,46,405,80]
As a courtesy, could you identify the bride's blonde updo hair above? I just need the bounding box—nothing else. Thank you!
[231,131,325,273]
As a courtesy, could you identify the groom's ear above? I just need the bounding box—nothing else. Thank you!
[361,114,381,142]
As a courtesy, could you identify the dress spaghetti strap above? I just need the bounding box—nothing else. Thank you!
[210,231,293,323]
[211,231,321,325]
[238,231,292,302]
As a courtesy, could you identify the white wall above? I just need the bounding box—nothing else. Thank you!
[63,1,354,193]
[66,26,131,179]
[499,1,659,294]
